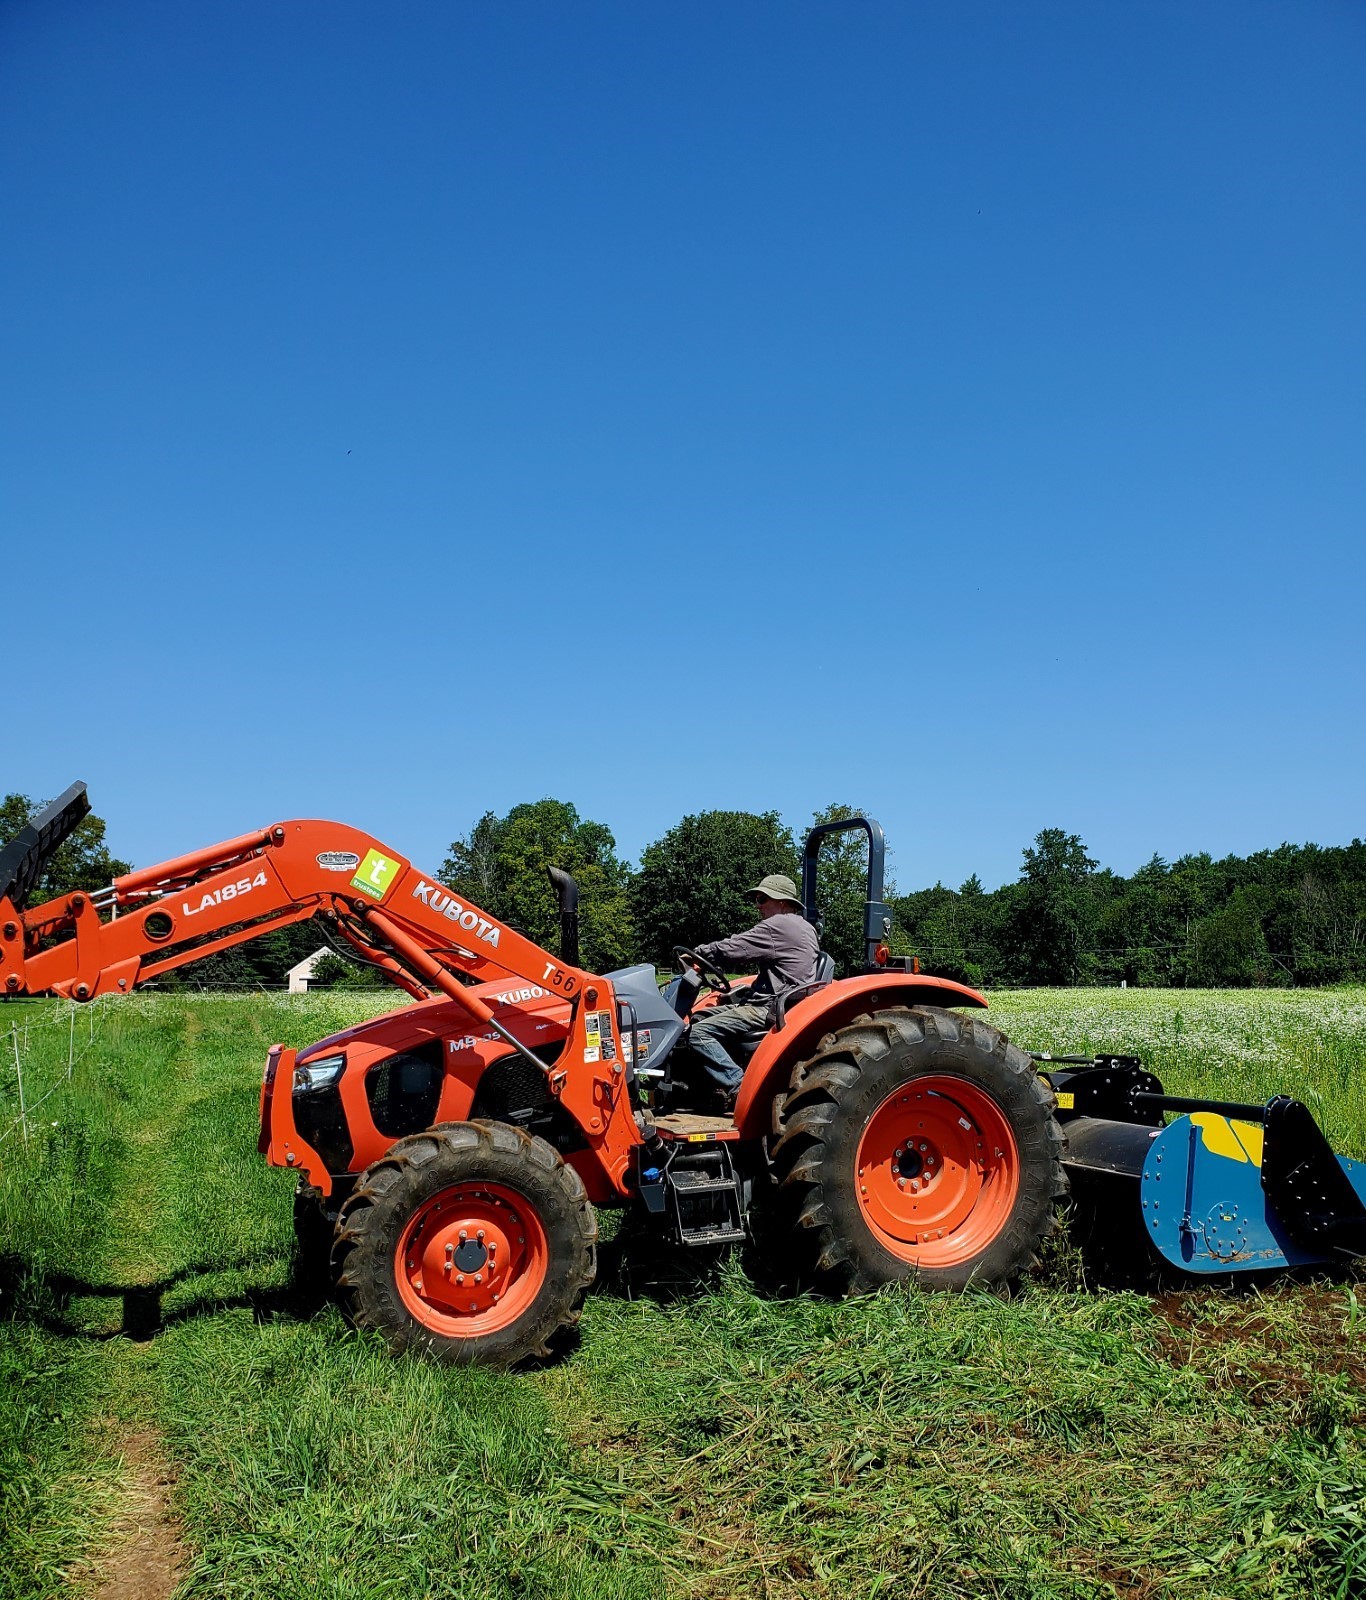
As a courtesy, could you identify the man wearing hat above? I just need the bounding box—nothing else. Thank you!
[682,874,822,1111]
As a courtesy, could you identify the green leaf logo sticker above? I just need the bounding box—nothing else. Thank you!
[351,849,401,901]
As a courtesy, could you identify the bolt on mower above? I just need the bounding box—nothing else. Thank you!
[4,786,1364,1366]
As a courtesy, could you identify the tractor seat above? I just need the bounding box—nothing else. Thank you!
[768,954,837,1031]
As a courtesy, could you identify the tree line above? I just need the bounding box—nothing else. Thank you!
[3,790,1363,990]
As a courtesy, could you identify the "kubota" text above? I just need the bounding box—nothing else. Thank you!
[411,881,502,947]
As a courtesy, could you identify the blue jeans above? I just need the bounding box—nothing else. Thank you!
[685,1001,771,1095]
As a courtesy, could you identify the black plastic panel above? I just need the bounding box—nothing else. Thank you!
[365,1043,444,1138]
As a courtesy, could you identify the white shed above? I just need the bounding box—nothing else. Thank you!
[286,948,333,994]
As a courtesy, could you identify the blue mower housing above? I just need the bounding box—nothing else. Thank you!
[1038,1056,1366,1278]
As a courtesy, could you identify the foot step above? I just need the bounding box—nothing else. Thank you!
[678,1224,746,1247]
[669,1171,737,1195]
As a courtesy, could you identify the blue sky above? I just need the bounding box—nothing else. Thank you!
[4,1,1363,892]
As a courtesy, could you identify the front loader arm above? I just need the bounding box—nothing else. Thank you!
[1,788,641,1192]
[3,813,582,1005]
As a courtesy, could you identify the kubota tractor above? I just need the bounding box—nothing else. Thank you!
[4,785,1364,1366]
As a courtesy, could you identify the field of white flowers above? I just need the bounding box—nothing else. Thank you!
[988,986,1366,1157]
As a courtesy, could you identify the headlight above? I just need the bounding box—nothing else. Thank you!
[293,1054,346,1095]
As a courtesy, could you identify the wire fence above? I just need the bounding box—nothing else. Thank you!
[0,997,113,1152]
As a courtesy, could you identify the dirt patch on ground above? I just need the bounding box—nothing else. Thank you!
[80,1429,189,1600]
[1149,1282,1366,1414]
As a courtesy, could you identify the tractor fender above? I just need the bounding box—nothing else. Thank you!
[733,973,988,1141]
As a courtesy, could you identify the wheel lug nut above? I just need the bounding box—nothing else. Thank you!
[456,1274,465,1285]
[477,1229,485,1241]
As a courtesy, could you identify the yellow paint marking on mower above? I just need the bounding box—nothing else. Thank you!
[1190,1113,1264,1167]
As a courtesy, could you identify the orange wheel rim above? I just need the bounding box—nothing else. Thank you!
[856,1076,1020,1268]
[395,1182,547,1336]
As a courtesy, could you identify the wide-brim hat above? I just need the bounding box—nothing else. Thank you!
[748,873,802,906]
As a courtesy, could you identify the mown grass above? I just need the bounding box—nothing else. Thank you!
[1,989,1364,1598]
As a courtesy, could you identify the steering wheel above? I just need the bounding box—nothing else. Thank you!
[672,946,732,995]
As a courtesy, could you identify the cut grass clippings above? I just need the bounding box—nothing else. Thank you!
[1,990,1364,1598]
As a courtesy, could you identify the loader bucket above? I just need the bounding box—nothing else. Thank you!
[0,781,90,908]
[1042,1056,1366,1278]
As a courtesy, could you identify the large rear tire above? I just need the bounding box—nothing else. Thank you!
[332,1121,597,1366]
[770,1007,1066,1292]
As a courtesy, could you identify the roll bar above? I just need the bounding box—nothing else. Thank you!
[800,815,891,969]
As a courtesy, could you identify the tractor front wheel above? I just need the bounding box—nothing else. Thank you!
[332,1121,597,1366]
[770,1007,1066,1292]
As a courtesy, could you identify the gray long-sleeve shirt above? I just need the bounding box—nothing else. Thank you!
[694,911,821,1001]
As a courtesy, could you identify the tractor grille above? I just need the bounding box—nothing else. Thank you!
[469,1044,584,1152]
[365,1043,444,1138]
[470,1054,554,1124]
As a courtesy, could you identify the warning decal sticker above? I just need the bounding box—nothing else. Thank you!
[623,1028,652,1063]
[596,1011,617,1062]
[584,1010,617,1064]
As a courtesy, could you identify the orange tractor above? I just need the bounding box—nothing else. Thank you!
[5,784,1363,1365]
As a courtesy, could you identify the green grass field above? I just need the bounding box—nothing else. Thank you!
[2,989,1364,1599]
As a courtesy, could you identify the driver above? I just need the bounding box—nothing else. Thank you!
[682,874,821,1111]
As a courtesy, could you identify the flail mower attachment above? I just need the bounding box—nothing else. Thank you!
[1040,1055,1366,1275]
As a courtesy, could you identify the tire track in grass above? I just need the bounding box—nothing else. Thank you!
[71,1004,205,1598]
[0,999,176,1599]
[82,1429,187,1600]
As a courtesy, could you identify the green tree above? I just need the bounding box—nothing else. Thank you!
[895,875,994,988]
[1008,828,1099,986]
[441,810,502,912]
[0,791,130,903]
[441,799,636,973]
[631,810,799,967]
[1188,888,1272,986]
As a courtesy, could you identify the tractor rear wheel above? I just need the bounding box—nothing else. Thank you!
[332,1121,597,1366]
[770,1007,1066,1292]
